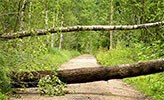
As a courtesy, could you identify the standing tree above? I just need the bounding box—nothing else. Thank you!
[109,0,113,49]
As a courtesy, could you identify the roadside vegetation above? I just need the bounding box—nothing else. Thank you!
[96,41,164,100]
[0,39,80,99]
[0,0,163,99]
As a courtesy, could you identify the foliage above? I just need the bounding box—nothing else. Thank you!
[135,40,164,61]
[0,51,11,100]
[125,73,164,100]
[0,92,7,100]
[38,75,66,96]
[0,66,11,93]
[0,0,163,99]
[0,37,79,97]
[96,44,136,66]
[1,0,163,51]
[124,41,164,100]
[39,48,80,70]
[0,38,80,72]
[96,42,164,100]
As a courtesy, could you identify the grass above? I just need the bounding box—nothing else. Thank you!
[36,48,80,71]
[124,73,164,100]
[0,93,6,100]
[0,47,80,99]
[0,52,11,100]
[96,47,137,66]
[96,46,164,100]
[4,48,80,72]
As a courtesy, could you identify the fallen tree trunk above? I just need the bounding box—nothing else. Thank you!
[12,59,164,87]
[1,21,164,40]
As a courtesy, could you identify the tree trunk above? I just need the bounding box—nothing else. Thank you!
[59,32,63,49]
[44,1,49,47]
[19,0,27,31]
[59,14,64,49]
[14,0,27,32]
[109,0,113,49]
[1,21,164,40]
[12,59,164,87]
[27,1,32,41]
[59,21,64,49]
[28,1,32,30]
[51,12,55,48]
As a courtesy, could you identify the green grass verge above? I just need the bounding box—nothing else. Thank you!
[4,48,80,71]
[96,47,164,100]
[96,48,136,66]
[0,47,80,99]
[37,48,80,71]
[0,93,7,100]
[124,73,164,100]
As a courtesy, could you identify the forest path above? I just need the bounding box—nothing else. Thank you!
[10,54,150,100]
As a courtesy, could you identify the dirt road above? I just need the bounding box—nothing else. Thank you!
[10,54,150,100]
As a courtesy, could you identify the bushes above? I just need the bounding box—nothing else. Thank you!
[124,41,164,100]
[0,92,6,100]
[96,42,164,100]
[0,53,11,92]
[37,48,80,71]
[0,66,10,93]
[17,47,80,71]
[0,47,80,98]
[136,40,164,61]
[125,73,164,100]
[1,46,80,71]
[0,37,80,97]
[0,52,11,100]
[96,47,136,66]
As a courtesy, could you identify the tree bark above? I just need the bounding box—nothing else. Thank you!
[14,0,27,32]
[1,21,164,40]
[59,32,63,49]
[20,0,27,31]
[109,0,113,49]
[28,1,32,30]
[51,12,55,48]
[44,1,50,47]
[12,59,164,87]
[59,15,64,49]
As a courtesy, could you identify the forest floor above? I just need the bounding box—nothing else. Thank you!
[9,54,151,100]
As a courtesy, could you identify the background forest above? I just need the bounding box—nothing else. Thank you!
[0,0,164,100]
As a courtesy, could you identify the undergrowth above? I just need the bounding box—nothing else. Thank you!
[0,52,11,100]
[2,39,80,72]
[40,48,80,71]
[96,41,164,100]
[96,46,137,66]
[123,42,164,100]
[0,38,80,98]
[125,73,164,100]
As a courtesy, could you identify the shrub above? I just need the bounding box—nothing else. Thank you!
[96,41,164,100]
[0,52,11,99]
[96,47,136,66]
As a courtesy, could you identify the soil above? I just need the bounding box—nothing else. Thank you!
[9,54,151,100]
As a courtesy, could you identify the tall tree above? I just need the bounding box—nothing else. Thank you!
[59,14,64,49]
[109,0,113,49]
[19,0,27,31]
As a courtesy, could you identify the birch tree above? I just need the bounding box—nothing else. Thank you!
[109,0,113,49]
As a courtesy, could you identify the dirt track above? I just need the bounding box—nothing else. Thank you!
[9,54,150,100]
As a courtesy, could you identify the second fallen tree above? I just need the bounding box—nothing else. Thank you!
[12,59,164,87]
[1,21,164,40]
